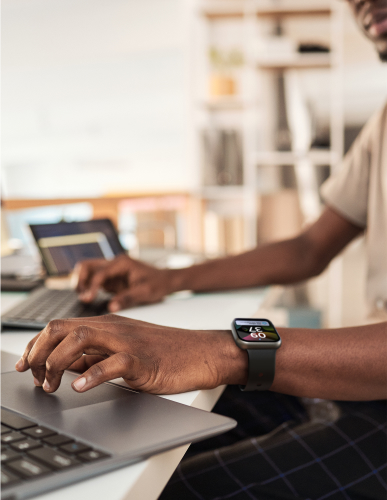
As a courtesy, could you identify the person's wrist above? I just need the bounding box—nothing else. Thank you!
[214,330,248,387]
[161,268,190,295]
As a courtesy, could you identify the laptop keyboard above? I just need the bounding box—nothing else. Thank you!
[1,287,109,329]
[1,408,110,489]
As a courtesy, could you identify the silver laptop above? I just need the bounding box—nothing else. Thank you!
[1,219,125,330]
[1,351,236,499]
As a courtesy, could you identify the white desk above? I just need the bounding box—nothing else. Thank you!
[1,288,267,500]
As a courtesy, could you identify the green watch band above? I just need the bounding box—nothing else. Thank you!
[240,349,276,391]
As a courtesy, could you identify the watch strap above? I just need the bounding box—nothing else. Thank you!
[240,349,276,391]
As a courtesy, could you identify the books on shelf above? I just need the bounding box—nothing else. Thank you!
[201,129,243,186]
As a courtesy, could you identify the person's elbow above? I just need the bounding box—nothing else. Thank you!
[294,234,332,280]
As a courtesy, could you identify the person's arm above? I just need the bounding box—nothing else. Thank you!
[273,322,387,401]
[76,207,362,311]
[15,315,386,401]
[166,207,362,293]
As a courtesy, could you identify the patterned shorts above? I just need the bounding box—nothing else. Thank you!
[160,387,387,500]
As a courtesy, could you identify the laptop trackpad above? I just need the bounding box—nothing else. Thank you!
[1,370,133,419]
[2,370,236,458]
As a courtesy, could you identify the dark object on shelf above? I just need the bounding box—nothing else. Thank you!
[298,43,330,53]
[275,72,292,152]
[202,129,243,186]
[311,138,330,149]
[217,130,243,185]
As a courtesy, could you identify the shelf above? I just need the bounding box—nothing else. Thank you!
[250,149,338,166]
[200,0,245,19]
[256,53,332,70]
[200,98,251,110]
[200,1,332,20]
[200,186,245,198]
[255,3,332,18]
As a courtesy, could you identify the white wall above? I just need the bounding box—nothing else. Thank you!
[2,0,193,198]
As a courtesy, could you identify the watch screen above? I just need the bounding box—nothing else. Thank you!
[234,319,280,343]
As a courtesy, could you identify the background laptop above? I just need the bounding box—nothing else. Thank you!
[1,350,236,500]
[1,219,125,330]
[29,219,125,277]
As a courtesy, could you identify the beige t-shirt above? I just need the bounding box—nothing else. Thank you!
[321,102,387,317]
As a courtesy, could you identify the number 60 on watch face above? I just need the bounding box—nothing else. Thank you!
[233,319,280,343]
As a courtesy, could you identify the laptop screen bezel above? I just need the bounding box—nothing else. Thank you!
[29,218,125,276]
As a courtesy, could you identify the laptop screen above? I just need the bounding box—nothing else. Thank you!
[29,219,125,276]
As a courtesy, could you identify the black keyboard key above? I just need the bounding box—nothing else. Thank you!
[60,442,91,454]
[1,431,25,444]
[23,426,57,439]
[78,450,110,462]
[29,447,80,470]
[1,409,37,430]
[1,424,11,434]
[7,457,50,478]
[1,448,21,463]
[11,438,42,452]
[1,469,21,487]
[43,434,74,447]
[2,288,109,329]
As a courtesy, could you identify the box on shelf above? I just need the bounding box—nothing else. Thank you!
[258,189,303,244]
[204,212,245,256]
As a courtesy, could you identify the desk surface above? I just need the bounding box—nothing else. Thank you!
[1,288,267,500]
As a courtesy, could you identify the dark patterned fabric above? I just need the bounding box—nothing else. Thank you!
[160,391,387,500]
[184,386,309,458]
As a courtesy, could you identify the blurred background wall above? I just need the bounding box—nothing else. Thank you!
[2,0,191,198]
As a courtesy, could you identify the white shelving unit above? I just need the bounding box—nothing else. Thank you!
[191,0,346,326]
[191,0,345,247]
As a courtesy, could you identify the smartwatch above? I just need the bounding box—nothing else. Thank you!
[231,318,281,391]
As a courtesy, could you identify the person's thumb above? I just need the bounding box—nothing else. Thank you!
[108,289,138,312]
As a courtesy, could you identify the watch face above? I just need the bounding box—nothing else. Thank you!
[234,319,280,343]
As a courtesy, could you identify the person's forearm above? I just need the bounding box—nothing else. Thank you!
[165,234,319,294]
[161,207,362,295]
[223,322,387,401]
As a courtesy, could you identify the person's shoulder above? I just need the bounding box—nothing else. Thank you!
[360,101,387,143]
[318,103,387,228]
[369,101,387,128]
[380,101,387,118]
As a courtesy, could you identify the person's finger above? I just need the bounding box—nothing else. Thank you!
[27,319,82,386]
[68,354,105,373]
[15,332,42,375]
[42,324,113,392]
[108,290,136,312]
[75,259,106,298]
[17,316,98,377]
[81,258,130,302]
[108,283,159,312]
[71,352,138,393]
[83,271,109,302]
[75,259,104,292]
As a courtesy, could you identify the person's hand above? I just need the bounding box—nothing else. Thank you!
[15,315,248,395]
[74,255,173,312]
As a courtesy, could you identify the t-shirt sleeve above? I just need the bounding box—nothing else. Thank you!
[320,104,386,228]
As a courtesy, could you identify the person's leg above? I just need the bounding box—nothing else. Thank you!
[185,387,309,457]
[160,400,386,500]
